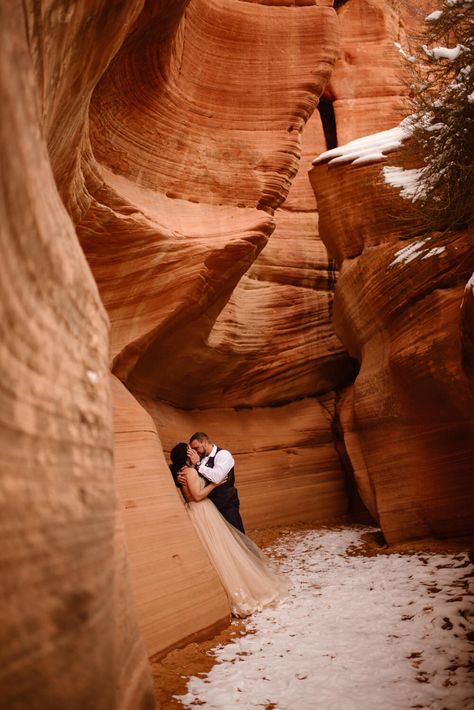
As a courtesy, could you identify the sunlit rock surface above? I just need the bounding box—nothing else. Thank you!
[4,0,468,701]
[326,0,436,143]
[83,0,346,408]
[112,375,231,657]
[75,0,367,660]
[310,142,474,543]
[142,395,348,531]
[0,1,154,707]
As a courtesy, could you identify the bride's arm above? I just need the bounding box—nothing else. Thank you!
[182,467,218,502]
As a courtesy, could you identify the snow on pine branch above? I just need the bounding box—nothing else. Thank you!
[401,0,474,231]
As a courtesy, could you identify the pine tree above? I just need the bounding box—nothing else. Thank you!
[406,0,474,232]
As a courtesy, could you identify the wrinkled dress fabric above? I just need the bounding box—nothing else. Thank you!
[186,481,288,617]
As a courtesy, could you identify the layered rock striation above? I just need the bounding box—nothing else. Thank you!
[310,133,474,543]
[21,0,348,675]
[307,0,474,544]
[75,0,356,658]
[3,0,470,704]
[0,1,154,708]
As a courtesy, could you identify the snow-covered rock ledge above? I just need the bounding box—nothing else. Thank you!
[311,120,424,204]
[312,121,412,168]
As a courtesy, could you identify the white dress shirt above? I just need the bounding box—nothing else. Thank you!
[198,444,234,484]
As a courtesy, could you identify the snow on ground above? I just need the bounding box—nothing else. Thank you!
[177,527,474,710]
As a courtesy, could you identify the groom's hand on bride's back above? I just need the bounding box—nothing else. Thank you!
[177,472,186,485]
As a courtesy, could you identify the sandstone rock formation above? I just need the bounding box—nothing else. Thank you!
[76,0,359,660]
[0,2,154,708]
[309,0,474,544]
[4,0,472,705]
[326,0,436,143]
[310,138,474,543]
[112,375,230,657]
[3,0,356,695]
[461,277,474,387]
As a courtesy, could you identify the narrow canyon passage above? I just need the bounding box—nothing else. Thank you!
[2,1,474,708]
[154,526,474,710]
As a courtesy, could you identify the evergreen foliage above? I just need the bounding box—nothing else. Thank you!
[406,0,474,232]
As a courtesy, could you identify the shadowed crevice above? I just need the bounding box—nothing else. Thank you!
[317,96,337,151]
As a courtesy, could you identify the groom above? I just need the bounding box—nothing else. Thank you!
[179,431,245,534]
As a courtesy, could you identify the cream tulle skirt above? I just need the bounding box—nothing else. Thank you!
[186,497,288,617]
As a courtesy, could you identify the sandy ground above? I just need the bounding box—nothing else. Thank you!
[150,524,474,709]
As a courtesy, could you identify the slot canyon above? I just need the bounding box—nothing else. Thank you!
[1,0,473,707]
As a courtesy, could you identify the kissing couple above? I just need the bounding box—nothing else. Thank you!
[170,432,287,617]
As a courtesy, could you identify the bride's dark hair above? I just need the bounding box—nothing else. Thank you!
[170,442,188,478]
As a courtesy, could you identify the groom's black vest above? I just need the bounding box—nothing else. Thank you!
[203,446,239,510]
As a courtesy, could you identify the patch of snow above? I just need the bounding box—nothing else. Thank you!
[421,246,446,259]
[424,44,464,61]
[425,9,443,21]
[394,42,416,63]
[86,369,99,384]
[425,122,445,132]
[313,122,412,167]
[177,527,474,710]
[383,166,422,199]
[390,239,431,267]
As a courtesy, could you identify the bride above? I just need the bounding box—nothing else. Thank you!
[170,443,288,618]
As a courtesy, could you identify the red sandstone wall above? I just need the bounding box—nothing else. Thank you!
[75,2,354,658]
[0,1,154,707]
[3,1,471,702]
[309,0,474,544]
[311,148,474,542]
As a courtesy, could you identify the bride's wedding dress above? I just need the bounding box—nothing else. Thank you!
[186,478,288,617]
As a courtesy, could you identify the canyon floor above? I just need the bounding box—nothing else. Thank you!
[151,524,474,710]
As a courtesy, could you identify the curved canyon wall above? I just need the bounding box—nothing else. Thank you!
[78,0,354,660]
[310,0,474,543]
[0,1,155,708]
[2,0,473,704]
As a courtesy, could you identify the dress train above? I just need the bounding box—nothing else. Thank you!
[186,491,288,617]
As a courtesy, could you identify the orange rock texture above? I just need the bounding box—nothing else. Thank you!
[2,0,355,692]
[326,0,436,143]
[462,278,474,387]
[112,375,230,658]
[0,1,154,708]
[309,1,474,545]
[76,0,355,659]
[310,144,474,543]
[4,0,472,703]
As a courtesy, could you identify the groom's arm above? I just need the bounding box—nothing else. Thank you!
[198,450,234,484]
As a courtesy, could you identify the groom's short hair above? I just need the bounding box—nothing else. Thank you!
[190,432,209,443]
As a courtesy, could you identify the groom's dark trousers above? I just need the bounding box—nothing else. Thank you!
[204,446,245,534]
